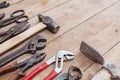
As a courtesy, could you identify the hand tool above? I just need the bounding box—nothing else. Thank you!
[0,12,5,20]
[0,1,10,9]
[0,14,59,55]
[0,9,29,28]
[0,0,24,9]
[0,35,47,67]
[0,53,46,80]
[23,50,75,80]
[80,41,120,80]
[56,66,82,80]
[0,21,30,44]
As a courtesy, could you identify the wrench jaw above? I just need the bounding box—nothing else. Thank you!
[25,35,47,54]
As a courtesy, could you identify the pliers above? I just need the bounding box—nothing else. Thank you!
[0,35,47,67]
[0,53,46,80]
[24,50,75,80]
[0,21,30,44]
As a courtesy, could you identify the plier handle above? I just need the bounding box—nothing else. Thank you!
[0,53,46,80]
[24,50,75,80]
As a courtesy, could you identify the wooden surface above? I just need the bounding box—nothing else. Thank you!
[0,0,120,80]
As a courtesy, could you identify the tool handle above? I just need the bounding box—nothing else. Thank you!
[0,22,46,55]
[8,71,25,80]
[44,70,58,80]
[0,62,17,75]
[23,62,48,80]
[0,47,26,67]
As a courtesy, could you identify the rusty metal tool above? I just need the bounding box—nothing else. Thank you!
[0,14,59,55]
[80,41,120,80]
[0,53,46,80]
[0,35,47,67]
[56,66,82,80]
[23,50,75,80]
[0,21,30,44]
[0,10,29,28]
[0,12,5,20]
[0,1,10,9]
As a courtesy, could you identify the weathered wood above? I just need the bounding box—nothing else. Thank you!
[81,12,120,80]
[0,22,46,55]
[0,0,120,80]
[23,1,120,80]
[92,42,120,80]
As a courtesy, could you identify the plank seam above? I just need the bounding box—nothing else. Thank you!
[47,0,120,43]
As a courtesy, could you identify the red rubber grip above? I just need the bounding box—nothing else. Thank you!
[23,62,48,80]
[44,70,58,80]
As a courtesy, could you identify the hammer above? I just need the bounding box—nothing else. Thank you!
[0,14,59,55]
[80,41,120,80]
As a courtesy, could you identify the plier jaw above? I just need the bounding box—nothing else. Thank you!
[23,50,75,80]
[44,51,75,80]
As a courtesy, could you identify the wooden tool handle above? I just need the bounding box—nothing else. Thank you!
[0,22,46,55]
[103,63,120,77]
[8,71,25,80]
[0,62,17,75]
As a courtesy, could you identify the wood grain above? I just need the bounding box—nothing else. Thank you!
[0,0,120,80]
[81,11,120,80]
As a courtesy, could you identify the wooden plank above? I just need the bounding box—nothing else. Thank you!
[22,1,120,80]
[92,42,120,80]
[0,0,70,17]
[81,13,120,80]
[0,0,118,55]
[0,0,120,80]
[0,0,70,33]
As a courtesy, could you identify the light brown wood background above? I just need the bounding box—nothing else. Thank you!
[0,0,120,80]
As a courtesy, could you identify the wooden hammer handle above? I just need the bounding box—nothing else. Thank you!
[0,22,46,55]
[0,62,18,75]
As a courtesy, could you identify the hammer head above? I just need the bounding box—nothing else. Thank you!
[38,14,60,33]
[80,41,105,65]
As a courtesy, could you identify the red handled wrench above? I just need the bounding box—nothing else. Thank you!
[23,50,75,80]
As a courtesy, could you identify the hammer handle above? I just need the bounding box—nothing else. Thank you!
[0,22,46,55]
[0,62,17,75]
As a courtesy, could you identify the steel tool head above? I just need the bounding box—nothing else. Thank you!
[57,66,82,80]
[38,14,60,33]
[26,35,47,53]
[13,22,30,36]
[80,41,120,79]
[0,22,30,44]
[68,66,82,80]
[20,53,46,72]
[0,1,10,8]
[80,41,105,65]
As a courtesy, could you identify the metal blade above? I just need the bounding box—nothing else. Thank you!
[80,41,104,65]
